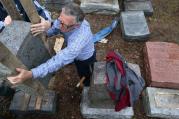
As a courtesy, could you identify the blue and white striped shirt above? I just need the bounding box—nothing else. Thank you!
[31,19,95,78]
[0,21,4,30]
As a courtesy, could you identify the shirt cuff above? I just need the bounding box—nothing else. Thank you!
[31,68,40,79]
[0,21,5,30]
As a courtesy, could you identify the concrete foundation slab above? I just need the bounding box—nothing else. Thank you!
[80,0,120,14]
[120,11,150,41]
[80,61,144,118]
[81,87,134,119]
[143,87,179,119]
[124,0,153,16]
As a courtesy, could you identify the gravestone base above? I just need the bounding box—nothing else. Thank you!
[124,0,153,16]
[80,0,120,14]
[80,61,144,119]
[120,11,150,41]
[81,87,134,119]
[143,87,179,119]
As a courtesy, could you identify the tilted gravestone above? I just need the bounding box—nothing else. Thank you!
[0,63,15,96]
[80,0,120,14]
[80,61,143,119]
[144,42,179,89]
[0,21,52,89]
[143,87,179,119]
[0,62,45,96]
[124,0,153,16]
[120,11,150,41]
[44,0,73,11]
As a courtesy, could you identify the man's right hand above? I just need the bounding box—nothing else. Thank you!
[7,68,33,85]
[31,16,51,36]
[4,15,12,26]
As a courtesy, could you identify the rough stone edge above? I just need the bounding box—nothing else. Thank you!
[80,87,134,119]
[143,87,179,119]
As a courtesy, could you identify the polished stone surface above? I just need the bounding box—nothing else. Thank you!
[124,0,153,16]
[80,0,120,14]
[120,11,150,41]
[143,87,179,119]
[144,42,179,89]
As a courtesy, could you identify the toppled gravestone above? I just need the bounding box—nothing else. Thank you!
[44,0,73,11]
[124,0,153,16]
[0,21,51,88]
[80,61,143,119]
[120,11,150,41]
[0,63,15,96]
[9,90,57,115]
[0,62,45,96]
[143,87,179,119]
[80,0,120,14]
[144,42,179,89]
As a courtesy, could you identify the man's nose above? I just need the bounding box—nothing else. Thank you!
[58,14,63,21]
[58,16,61,20]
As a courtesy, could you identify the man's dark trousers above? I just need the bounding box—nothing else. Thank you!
[74,51,96,86]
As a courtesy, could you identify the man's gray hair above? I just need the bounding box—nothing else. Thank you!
[63,3,85,23]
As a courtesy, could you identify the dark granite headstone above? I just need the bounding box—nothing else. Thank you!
[124,0,153,16]
[80,0,120,14]
[143,87,179,119]
[144,42,179,89]
[0,21,51,87]
[120,11,150,41]
[0,63,44,96]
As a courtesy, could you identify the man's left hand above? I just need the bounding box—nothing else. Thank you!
[31,16,51,36]
[4,15,12,26]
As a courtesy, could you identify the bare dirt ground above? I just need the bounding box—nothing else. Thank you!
[1,0,179,119]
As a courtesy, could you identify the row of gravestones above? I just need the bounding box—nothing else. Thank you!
[0,0,178,118]
[78,0,179,119]
[36,0,179,119]
[80,42,179,119]
[45,0,151,41]
[80,0,152,41]
[79,0,152,119]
